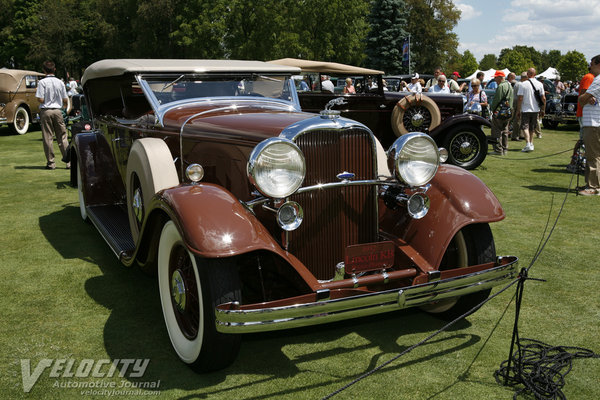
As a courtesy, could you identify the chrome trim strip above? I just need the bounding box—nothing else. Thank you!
[244,178,400,209]
[215,256,518,333]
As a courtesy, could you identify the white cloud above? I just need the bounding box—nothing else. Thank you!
[454,1,481,20]
[459,0,600,61]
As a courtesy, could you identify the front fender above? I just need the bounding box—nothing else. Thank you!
[155,184,286,259]
[380,164,504,269]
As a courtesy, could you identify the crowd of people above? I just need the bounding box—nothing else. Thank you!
[400,60,600,197]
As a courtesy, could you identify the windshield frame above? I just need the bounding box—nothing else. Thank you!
[135,73,301,126]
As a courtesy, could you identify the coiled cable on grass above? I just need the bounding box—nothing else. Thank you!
[494,338,598,400]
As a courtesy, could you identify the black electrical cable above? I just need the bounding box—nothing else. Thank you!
[322,153,598,400]
[494,169,599,400]
[495,337,599,400]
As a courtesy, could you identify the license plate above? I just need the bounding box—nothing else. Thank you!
[344,241,395,274]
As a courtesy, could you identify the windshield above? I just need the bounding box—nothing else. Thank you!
[138,74,295,106]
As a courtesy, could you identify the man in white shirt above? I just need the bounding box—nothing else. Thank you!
[429,74,450,93]
[36,60,69,169]
[577,54,600,195]
[515,68,546,152]
[407,73,422,93]
[320,75,335,93]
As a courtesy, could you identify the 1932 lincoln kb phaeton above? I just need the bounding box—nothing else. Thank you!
[72,59,517,371]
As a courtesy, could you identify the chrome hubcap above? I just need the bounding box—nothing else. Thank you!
[132,188,143,222]
[460,141,473,155]
[411,113,424,127]
[171,269,186,311]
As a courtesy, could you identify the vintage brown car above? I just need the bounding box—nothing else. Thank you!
[72,59,517,372]
[270,58,491,170]
[0,68,45,134]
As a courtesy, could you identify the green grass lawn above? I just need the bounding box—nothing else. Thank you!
[0,125,598,399]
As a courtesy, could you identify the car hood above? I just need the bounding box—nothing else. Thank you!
[161,102,316,142]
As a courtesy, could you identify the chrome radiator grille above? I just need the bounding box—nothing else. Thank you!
[289,129,378,280]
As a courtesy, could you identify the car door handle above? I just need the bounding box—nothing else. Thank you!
[379,104,387,109]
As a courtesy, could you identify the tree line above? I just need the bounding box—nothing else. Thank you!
[0,0,588,83]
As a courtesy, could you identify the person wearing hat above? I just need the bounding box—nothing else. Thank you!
[489,70,514,155]
[449,71,465,93]
[407,73,422,93]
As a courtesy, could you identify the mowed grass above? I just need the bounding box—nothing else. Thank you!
[0,124,598,399]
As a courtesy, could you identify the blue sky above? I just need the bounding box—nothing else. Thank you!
[452,0,598,64]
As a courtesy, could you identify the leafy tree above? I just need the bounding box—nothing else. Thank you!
[479,54,497,70]
[499,45,541,71]
[498,49,531,75]
[557,50,589,82]
[0,0,38,69]
[405,0,461,74]
[364,0,408,74]
[458,50,478,77]
[540,50,562,71]
[171,0,228,58]
[292,0,369,65]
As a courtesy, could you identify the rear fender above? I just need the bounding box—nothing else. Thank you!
[380,164,504,269]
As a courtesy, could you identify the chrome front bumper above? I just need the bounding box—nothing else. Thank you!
[215,256,518,333]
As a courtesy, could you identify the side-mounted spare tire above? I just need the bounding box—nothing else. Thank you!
[126,138,179,243]
[391,93,441,136]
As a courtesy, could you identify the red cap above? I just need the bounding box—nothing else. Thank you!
[452,71,460,77]
[494,70,505,77]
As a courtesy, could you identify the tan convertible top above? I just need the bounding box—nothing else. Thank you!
[268,58,384,75]
[82,59,301,85]
[0,69,45,89]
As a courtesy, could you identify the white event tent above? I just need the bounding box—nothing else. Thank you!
[464,68,512,84]
[536,67,560,80]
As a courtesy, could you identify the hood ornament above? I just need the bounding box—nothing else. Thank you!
[320,97,347,119]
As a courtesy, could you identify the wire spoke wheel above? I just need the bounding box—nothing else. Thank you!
[403,106,433,132]
[444,125,487,169]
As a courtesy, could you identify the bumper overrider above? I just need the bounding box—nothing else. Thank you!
[216,256,518,333]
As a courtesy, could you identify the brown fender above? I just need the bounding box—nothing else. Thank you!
[148,183,322,287]
[380,164,504,269]
[72,131,125,207]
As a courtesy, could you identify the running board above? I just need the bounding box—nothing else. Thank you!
[86,205,135,259]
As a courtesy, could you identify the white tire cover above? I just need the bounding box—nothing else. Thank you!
[391,93,442,136]
[126,138,179,242]
[157,221,204,363]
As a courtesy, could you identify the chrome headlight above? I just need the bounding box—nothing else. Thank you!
[388,133,439,187]
[247,138,305,198]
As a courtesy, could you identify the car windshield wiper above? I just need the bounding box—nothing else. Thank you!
[161,75,185,93]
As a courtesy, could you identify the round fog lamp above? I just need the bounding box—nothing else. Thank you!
[407,193,430,219]
[186,163,204,183]
[276,201,303,231]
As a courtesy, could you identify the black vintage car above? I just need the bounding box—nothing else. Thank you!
[269,59,491,170]
[541,79,578,129]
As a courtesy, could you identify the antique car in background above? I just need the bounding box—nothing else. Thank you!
[0,68,45,134]
[269,58,491,169]
[73,59,517,372]
[541,79,578,129]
